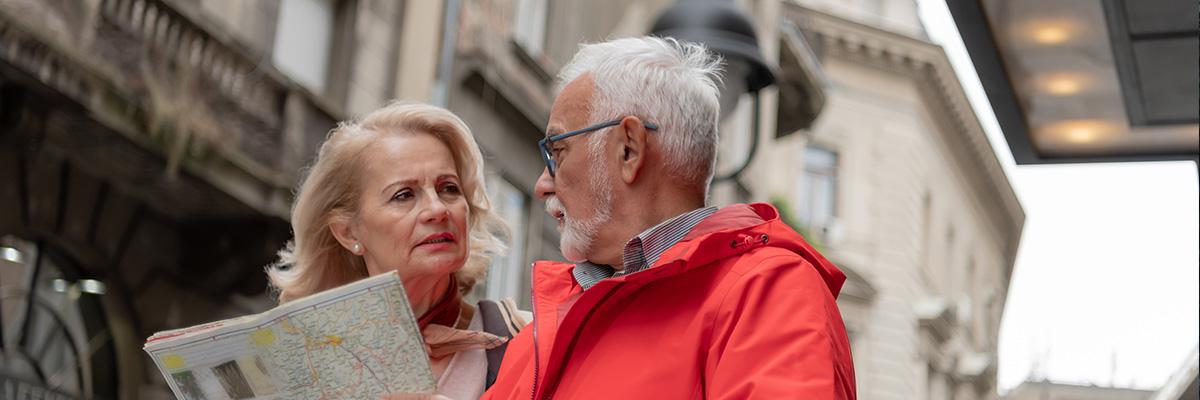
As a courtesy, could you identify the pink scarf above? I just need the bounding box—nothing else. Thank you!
[417,280,506,359]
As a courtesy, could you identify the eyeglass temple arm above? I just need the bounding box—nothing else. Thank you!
[545,121,658,143]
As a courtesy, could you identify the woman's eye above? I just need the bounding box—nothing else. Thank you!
[392,190,414,201]
[440,183,461,195]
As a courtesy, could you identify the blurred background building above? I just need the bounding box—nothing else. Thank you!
[1002,380,1155,400]
[1,0,1037,398]
[1,0,422,397]
[767,1,1023,399]
[1150,348,1200,400]
[998,349,1199,400]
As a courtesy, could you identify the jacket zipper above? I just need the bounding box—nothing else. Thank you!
[538,285,621,400]
[531,264,637,399]
[529,263,540,400]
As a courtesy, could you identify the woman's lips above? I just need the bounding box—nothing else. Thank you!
[416,232,456,250]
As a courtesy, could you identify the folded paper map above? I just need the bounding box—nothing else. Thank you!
[144,272,435,399]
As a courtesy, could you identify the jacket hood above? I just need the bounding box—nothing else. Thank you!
[669,203,845,297]
[536,203,846,298]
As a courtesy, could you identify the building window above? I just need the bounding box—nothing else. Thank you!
[272,0,335,92]
[480,173,529,305]
[985,289,1000,346]
[965,257,978,340]
[798,146,838,234]
[512,0,547,56]
[919,191,935,288]
[943,225,956,293]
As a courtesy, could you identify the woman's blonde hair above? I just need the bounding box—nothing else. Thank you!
[268,102,508,303]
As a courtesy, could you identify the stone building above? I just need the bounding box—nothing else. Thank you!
[742,1,1026,399]
[0,0,438,397]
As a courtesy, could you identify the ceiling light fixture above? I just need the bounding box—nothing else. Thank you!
[0,246,22,264]
[79,279,107,295]
[1043,75,1085,95]
[1044,119,1118,144]
[1028,21,1076,45]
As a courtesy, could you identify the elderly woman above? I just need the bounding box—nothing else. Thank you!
[267,102,520,399]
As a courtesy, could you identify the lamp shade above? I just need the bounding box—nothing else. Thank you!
[651,0,777,92]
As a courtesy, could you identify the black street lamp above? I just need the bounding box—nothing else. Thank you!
[651,0,777,183]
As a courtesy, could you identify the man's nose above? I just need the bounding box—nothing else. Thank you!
[534,167,555,201]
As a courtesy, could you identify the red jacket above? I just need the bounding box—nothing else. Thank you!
[483,203,856,399]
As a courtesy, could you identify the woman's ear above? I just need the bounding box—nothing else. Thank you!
[328,215,362,255]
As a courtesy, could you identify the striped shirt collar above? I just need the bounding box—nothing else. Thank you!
[572,206,718,290]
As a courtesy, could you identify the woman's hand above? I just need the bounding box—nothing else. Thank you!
[379,393,453,400]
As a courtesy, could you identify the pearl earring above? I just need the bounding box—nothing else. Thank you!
[352,243,362,254]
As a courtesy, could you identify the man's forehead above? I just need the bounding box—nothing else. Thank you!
[547,74,595,136]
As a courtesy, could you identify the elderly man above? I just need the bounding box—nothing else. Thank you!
[477,36,857,399]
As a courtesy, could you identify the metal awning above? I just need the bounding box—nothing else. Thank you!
[947,0,1198,165]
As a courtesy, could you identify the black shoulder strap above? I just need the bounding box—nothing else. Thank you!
[477,299,513,389]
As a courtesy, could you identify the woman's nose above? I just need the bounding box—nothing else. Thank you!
[419,191,450,223]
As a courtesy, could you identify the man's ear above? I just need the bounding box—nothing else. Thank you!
[328,214,361,254]
[618,116,648,184]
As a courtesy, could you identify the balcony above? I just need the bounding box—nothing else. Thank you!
[0,0,339,219]
[916,296,958,344]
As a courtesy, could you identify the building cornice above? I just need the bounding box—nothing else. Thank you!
[784,4,1025,273]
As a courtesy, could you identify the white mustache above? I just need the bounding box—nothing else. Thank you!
[545,196,565,219]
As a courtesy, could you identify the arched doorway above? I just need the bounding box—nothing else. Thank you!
[0,83,291,398]
[1,235,122,399]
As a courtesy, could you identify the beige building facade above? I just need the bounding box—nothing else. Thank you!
[743,1,1025,399]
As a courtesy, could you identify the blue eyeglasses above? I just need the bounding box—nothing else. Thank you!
[537,119,658,177]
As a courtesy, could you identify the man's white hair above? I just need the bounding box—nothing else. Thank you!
[557,36,724,195]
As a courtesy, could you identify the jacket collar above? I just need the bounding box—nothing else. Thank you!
[532,202,846,301]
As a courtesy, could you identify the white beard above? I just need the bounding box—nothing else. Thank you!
[546,167,613,263]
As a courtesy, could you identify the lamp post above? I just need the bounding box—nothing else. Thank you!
[651,0,777,183]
